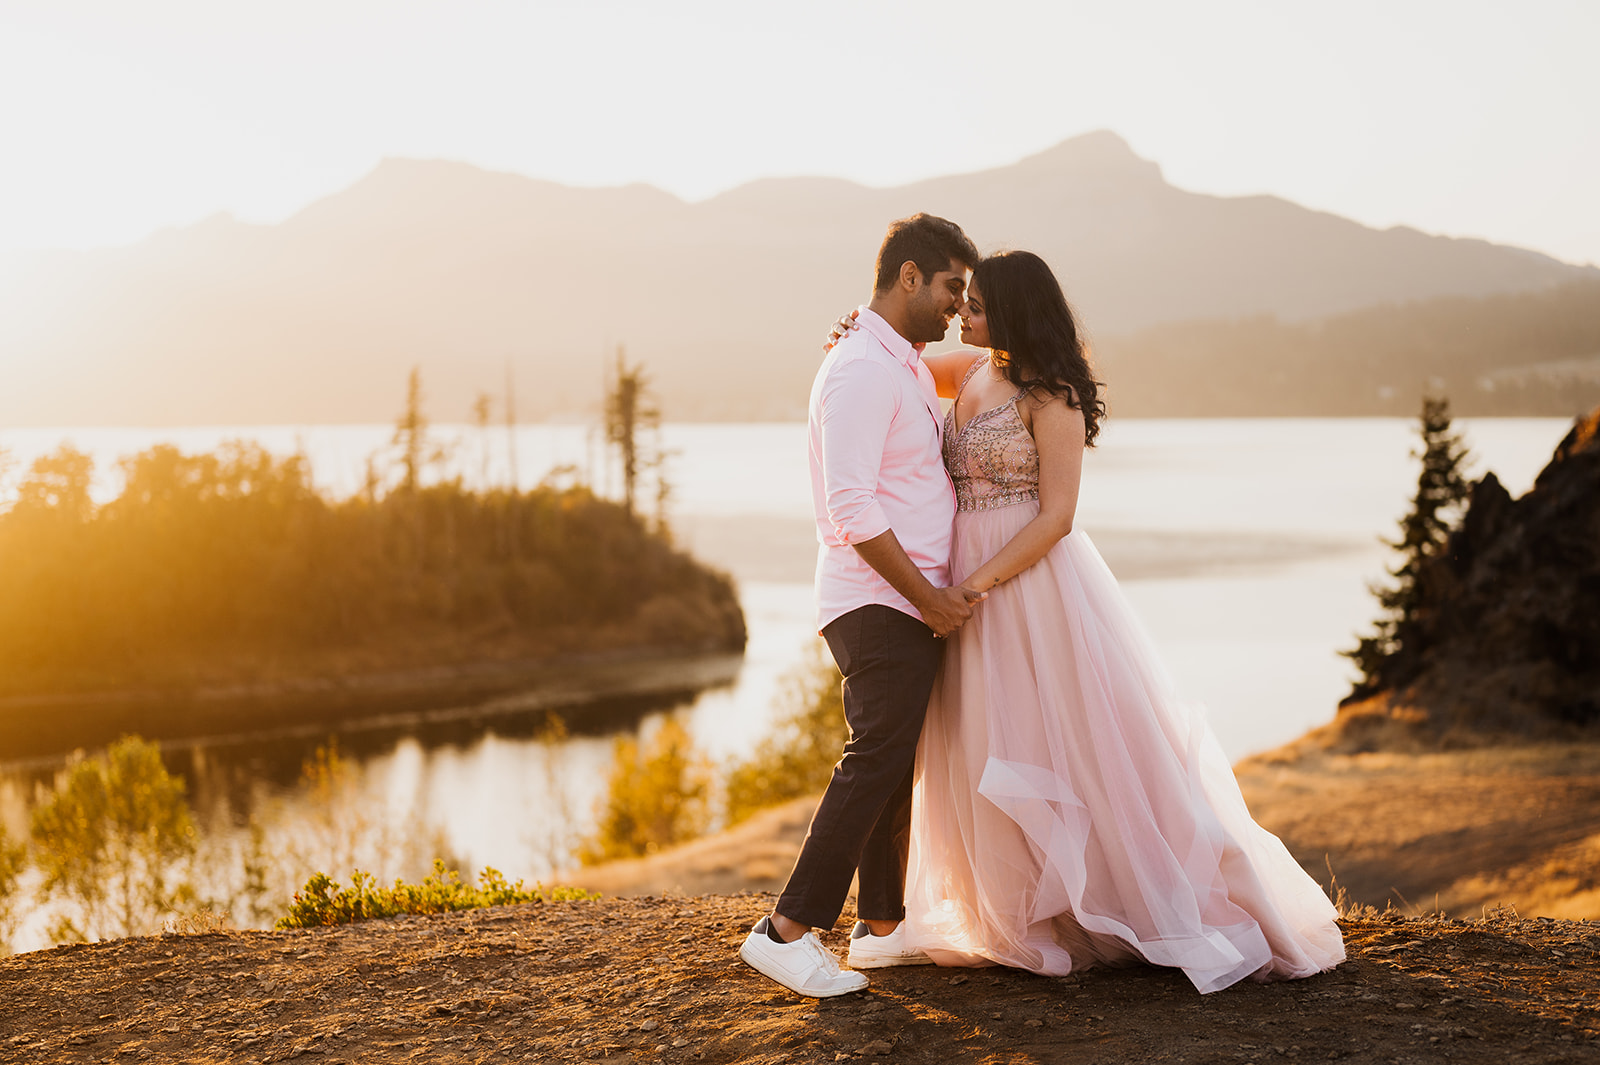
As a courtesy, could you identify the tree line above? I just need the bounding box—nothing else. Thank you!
[0,367,743,701]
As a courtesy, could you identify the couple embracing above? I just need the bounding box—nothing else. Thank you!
[739,214,1346,997]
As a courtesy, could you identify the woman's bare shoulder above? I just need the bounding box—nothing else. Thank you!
[923,349,988,398]
[1020,382,1080,411]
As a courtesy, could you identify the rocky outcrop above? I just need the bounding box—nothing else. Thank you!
[1380,405,1600,731]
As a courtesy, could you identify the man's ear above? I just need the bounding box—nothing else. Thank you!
[898,260,922,292]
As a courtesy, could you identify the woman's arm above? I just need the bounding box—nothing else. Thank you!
[957,393,1086,594]
[825,311,985,399]
[921,350,987,399]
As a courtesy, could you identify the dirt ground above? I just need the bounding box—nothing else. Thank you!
[7,739,1599,1064]
[1233,743,1600,920]
[3,893,1598,1065]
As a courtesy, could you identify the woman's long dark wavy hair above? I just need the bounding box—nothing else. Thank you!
[973,250,1107,446]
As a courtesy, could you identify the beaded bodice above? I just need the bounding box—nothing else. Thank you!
[943,359,1039,512]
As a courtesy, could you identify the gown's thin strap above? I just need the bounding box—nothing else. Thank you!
[953,357,1030,436]
[954,356,986,404]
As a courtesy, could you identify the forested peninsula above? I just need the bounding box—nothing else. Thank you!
[0,436,746,757]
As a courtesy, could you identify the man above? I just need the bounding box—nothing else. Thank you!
[739,213,983,996]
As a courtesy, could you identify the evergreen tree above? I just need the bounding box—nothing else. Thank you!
[1344,396,1473,699]
[471,391,494,491]
[0,441,15,511]
[392,367,429,495]
[603,347,660,519]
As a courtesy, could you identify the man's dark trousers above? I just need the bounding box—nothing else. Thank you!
[775,604,943,929]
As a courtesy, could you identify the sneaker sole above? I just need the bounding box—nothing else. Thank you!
[738,942,869,997]
[846,953,935,969]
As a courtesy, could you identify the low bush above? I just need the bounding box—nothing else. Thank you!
[723,641,845,825]
[277,860,596,929]
[577,719,712,864]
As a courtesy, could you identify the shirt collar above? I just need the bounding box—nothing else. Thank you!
[853,306,925,370]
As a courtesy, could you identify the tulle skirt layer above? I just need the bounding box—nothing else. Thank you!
[904,503,1345,993]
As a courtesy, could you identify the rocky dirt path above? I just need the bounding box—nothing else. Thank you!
[3,894,1598,1064]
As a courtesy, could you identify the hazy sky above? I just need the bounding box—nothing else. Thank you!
[1,0,1596,266]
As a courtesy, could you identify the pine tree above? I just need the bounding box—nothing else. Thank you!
[602,347,662,520]
[392,367,428,495]
[1344,396,1473,699]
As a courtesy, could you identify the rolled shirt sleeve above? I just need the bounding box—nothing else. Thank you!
[817,358,897,546]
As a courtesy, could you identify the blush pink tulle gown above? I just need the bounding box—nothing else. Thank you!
[904,368,1346,993]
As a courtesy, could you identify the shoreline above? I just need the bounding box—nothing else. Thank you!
[0,646,745,762]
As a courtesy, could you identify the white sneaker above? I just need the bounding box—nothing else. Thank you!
[739,917,869,998]
[846,920,933,969]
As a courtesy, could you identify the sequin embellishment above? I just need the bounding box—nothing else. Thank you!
[944,361,1039,512]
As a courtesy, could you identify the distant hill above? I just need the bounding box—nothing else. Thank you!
[1098,280,1600,418]
[1,130,1593,426]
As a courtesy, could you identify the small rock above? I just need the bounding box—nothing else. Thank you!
[639,1019,660,1032]
[671,1038,691,1048]
[859,1041,893,1055]
[948,975,968,986]
[1025,1018,1044,1028]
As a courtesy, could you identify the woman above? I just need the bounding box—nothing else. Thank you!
[830,250,1344,993]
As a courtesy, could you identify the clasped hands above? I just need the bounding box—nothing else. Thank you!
[919,584,988,638]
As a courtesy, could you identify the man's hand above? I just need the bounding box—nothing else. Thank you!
[917,585,985,638]
[849,529,983,637]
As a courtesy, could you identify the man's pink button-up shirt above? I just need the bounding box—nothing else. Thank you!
[808,306,956,630]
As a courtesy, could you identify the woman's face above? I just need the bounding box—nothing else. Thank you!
[958,277,991,348]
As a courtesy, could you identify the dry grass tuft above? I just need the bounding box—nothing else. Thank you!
[162,909,232,936]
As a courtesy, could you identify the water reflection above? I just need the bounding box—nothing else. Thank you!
[0,418,1575,953]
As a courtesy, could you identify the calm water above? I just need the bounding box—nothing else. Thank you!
[0,417,1574,947]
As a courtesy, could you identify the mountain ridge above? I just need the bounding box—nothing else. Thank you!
[1,131,1593,426]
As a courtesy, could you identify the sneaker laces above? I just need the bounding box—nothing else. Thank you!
[801,933,843,975]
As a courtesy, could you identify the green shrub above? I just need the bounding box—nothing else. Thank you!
[277,860,596,929]
[30,735,197,940]
[723,640,846,825]
[577,719,712,864]
[0,823,24,953]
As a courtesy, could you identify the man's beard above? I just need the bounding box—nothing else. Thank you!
[909,299,951,344]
